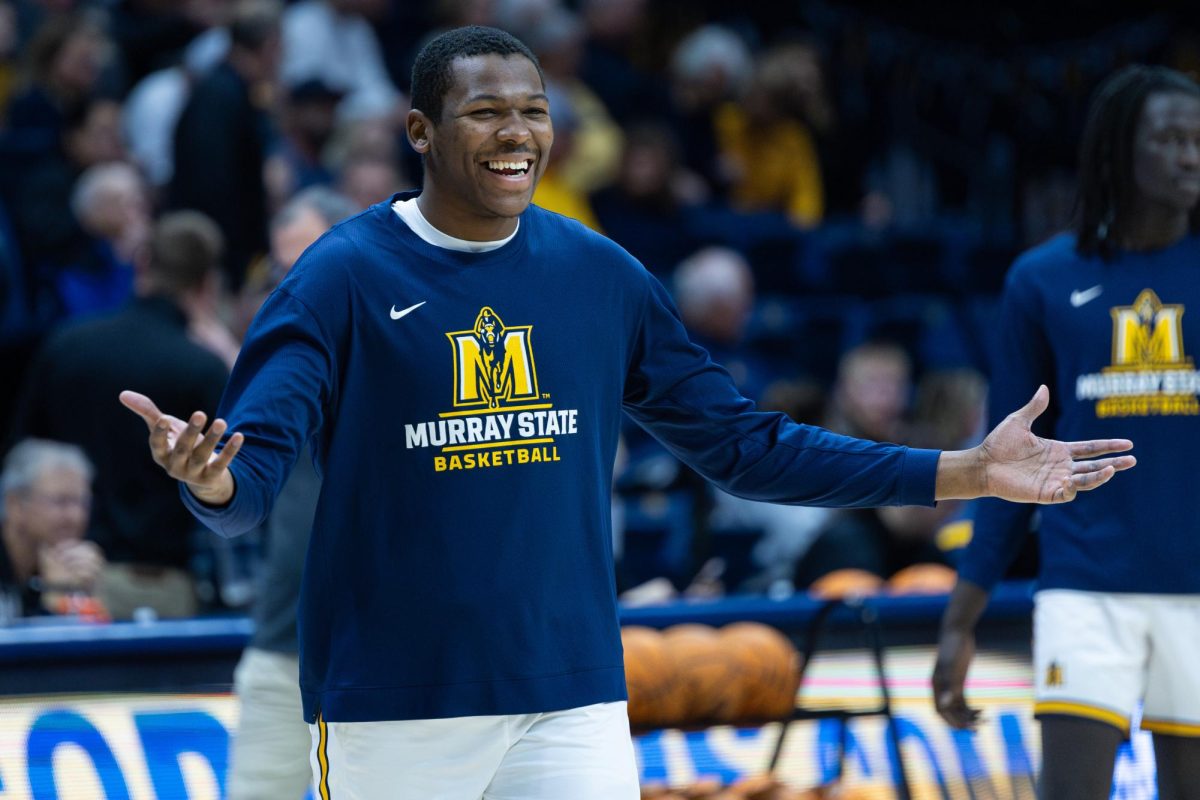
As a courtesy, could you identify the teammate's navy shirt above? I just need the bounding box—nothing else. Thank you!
[185,193,940,722]
[960,233,1200,594]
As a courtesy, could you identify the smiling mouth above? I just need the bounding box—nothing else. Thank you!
[483,158,534,177]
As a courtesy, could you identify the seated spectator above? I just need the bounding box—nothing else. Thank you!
[9,212,231,620]
[531,82,601,231]
[824,340,912,443]
[336,152,406,211]
[0,438,105,621]
[590,122,705,277]
[56,161,150,319]
[11,96,126,301]
[673,246,770,402]
[792,502,954,590]
[714,42,832,228]
[0,11,110,187]
[263,77,343,209]
[516,4,623,195]
[667,24,752,199]
[795,366,979,589]
[237,185,358,337]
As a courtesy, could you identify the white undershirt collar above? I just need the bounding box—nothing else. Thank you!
[392,198,517,253]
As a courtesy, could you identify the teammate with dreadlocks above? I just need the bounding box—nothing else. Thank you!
[934,65,1200,800]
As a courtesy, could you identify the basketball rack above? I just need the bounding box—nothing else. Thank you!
[766,596,914,800]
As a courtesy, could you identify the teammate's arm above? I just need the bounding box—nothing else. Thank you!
[933,579,989,729]
[933,259,1060,729]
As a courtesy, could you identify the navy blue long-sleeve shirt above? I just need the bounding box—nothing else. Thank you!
[184,194,939,722]
[959,233,1200,594]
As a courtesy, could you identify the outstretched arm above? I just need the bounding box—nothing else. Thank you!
[935,385,1135,503]
[119,390,244,506]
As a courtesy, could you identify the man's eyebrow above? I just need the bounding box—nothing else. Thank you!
[464,92,550,104]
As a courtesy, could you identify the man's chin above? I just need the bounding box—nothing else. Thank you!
[486,194,535,219]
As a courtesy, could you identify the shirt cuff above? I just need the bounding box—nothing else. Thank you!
[898,447,941,507]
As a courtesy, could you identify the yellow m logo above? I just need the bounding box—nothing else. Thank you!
[447,307,540,409]
[1111,289,1188,367]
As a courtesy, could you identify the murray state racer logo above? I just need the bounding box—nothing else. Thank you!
[448,306,539,409]
[404,306,579,472]
[1076,289,1200,417]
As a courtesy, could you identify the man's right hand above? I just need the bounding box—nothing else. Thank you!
[932,624,981,730]
[932,578,990,730]
[119,390,243,506]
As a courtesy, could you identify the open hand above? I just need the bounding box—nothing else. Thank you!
[980,385,1135,504]
[119,390,242,505]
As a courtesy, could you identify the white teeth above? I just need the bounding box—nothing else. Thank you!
[486,160,530,172]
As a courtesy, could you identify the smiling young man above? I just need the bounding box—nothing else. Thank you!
[934,66,1200,800]
[121,27,1135,799]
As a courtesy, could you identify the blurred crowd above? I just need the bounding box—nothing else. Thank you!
[0,0,1195,622]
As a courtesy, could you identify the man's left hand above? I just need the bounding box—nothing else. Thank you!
[937,385,1136,502]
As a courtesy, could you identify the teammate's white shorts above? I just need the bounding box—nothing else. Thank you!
[227,648,311,800]
[1033,589,1200,737]
[307,701,639,800]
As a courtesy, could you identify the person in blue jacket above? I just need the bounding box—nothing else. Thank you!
[934,65,1200,800]
[122,26,1134,800]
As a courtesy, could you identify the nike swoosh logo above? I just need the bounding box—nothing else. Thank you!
[390,301,426,320]
[1069,285,1103,308]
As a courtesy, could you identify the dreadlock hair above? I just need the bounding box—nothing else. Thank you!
[410,26,543,124]
[1076,65,1200,260]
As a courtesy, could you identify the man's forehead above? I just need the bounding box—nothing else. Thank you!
[446,53,544,101]
[1141,92,1200,129]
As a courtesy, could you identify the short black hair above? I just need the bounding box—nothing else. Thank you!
[229,0,282,52]
[1076,65,1200,259]
[149,211,224,295]
[410,25,543,124]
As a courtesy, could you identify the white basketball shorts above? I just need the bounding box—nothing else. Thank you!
[1033,589,1200,737]
[307,700,639,799]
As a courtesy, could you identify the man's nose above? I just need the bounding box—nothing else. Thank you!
[496,112,532,145]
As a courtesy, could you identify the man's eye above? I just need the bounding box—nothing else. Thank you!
[471,109,497,117]
[526,108,548,116]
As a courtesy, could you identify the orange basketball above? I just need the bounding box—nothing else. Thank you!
[887,563,957,595]
[663,624,742,724]
[732,775,809,800]
[718,622,802,722]
[622,626,688,728]
[808,568,884,600]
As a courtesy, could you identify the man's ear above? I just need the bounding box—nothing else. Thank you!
[407,109,433,155]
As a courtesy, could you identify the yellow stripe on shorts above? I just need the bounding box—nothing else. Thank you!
[1034,701,1129,734]
[317,712,331,800]
[1140,718,1200,737]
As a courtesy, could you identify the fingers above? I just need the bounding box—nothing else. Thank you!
[1071,464,1115,491]
[935,690,983,730]
[1072,455,1136,474]
[136,401,241,488]
[210,431,244,474]
[1011,384,1050,427]
[167,411,208,475]
[188,415,226,471]
[119,390,164,430]
[1066,438,1134,458]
